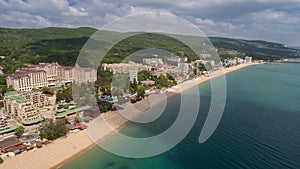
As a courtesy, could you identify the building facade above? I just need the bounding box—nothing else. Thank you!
[102,62,150,73]
[73,65,97,83]
[57,66,74,83]
[177,63,190,74]
[142,58,164,66]
[3,91,47,124]
[129,69,138,82]
[7,63,97,91]
[244,56,252,63]
[6,69,48,91]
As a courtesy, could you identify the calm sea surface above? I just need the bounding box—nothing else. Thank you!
[61,63,300,169]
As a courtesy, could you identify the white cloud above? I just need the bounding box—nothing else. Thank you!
[0,0,300,45]
[0,11,54,27]
[249,9,300,24]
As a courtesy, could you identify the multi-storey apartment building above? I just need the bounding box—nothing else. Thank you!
[73,65,97,83]
[6,69,48,91]
[7,63,97,91]
[57,66,74,83]
[3,91,48,125]
[26,63,60,86]
[101,62,150,73]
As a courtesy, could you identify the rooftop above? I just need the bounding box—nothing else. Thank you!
[0,136,22,150]
[23,117,44,125]
[0,125,21,135]
[9,96,30,103]
[4,91,19,96]
[56,105,91,118]
[4,90,38,96]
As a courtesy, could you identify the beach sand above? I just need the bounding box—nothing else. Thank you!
[1,62,259,169]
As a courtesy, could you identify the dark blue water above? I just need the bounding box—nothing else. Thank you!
[61,63,300,169]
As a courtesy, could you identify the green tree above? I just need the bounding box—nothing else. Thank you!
[39,119,67,140]
[155,75,173,88]
[99,102,112,113]
[75,113,82,123]
[166,73,175,81]
[41,86,50,93]
[137,85,145,97]
[129,80,138,94]
[41,86,53,96]
[138,70,151,81]
[14,126,25,137]
[0,157,3,164]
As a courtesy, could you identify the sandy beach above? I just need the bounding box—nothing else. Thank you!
[1,62,259,169]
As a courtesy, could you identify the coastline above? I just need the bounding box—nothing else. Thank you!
[1,62,259,169]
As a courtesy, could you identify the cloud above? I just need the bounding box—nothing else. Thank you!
[0,11,54,27]
[0,0,300,45]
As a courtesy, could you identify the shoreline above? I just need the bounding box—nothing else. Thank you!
[1,62,260,169]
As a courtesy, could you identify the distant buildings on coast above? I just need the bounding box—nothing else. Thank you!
[0,54,253,136]
[223,56,252,67]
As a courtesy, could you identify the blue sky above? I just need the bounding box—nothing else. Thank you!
[0,0,300,45]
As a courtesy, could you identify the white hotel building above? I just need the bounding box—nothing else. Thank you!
[6,69,48,91]
[7,63,97,91]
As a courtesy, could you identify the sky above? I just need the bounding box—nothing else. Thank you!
[0,0,300,45]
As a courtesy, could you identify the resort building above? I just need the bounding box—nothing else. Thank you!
[23,63,60,86]
[142,58,164,66]
[3,91,48,125]
[129,69,138,82]
[7,63,97,90]
[57,66,74,83]
[101,62,150,73]
[73,65,97,83]
[244,56,252,63]
[177,63,190,74]
[235,57,244,64]
[6,68,48,91]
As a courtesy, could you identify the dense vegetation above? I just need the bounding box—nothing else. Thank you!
[1,27,300,88]
[209,37,300,60]
[14,126,25,137]
[56,85,73,102]
[39,119,67,140]
[0,27,299,73]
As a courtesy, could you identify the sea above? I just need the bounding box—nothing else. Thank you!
[61,63,300,169]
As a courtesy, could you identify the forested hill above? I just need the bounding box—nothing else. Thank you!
[0,27,299,73]
[209,37,300,60]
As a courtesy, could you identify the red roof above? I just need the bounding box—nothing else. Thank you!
[0,136,24,152]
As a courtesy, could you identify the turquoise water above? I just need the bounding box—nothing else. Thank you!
[61,63,300,169]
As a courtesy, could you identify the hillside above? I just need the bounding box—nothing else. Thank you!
[0,27,300,74]
[209,37,300,60]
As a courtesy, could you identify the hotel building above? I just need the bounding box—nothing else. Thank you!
[177,63,190,74]
[3,91,48,125]
[102,62,150,73]
[7,63,97,91]
[244,56,252,63]
[6,69,48,91]
[142,58,164,66]
[73,65,97,83]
